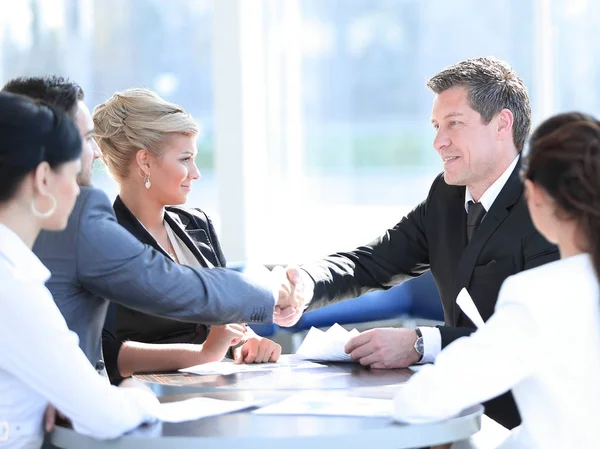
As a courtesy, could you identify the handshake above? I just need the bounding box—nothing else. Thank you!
[271,265,315,327]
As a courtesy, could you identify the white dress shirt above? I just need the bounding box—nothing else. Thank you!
[418,155,520,363]
[0,224,159,448]
[394,253,600,448]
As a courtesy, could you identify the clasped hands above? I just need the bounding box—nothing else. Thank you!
[270,267,421,369]
[271,265,314,327]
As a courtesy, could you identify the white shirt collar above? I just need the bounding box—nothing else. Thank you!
[465,154,520,213]
[0,223,50,282]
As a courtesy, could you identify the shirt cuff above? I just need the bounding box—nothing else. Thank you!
[300,268,315,310]
[418,326,442,364]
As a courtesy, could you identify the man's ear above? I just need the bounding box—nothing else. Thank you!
[496,108,514,142]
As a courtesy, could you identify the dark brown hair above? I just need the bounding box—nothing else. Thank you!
[2,76,84,120]
[427,57,531,152]
[523,112,600,278]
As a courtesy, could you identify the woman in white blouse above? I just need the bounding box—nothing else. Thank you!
[393,111,600,448]
[0,92,158,449]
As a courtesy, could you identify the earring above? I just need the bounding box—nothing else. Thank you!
[138,167,151,189]
[31,193,57,218]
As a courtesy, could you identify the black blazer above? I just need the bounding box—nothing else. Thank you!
[303,162,559,428]
[112,196,226,346]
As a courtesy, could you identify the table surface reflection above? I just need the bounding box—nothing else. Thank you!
[51,362,483,448]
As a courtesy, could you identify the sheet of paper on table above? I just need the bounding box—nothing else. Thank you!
[253,392,393,418]
[155,397,257,422]
[179,354,326,376]
[289,323,360,362]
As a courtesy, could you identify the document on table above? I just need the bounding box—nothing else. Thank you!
[155,397,257,422]
[179,323,359,375]
[290,323,360,362]
[456,288,485,329]
[179,354,326,375]
[254,392,393,418]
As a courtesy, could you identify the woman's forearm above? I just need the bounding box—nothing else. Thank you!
[117,340,226,377]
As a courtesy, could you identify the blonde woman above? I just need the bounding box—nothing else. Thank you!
[93,89,281,381]
[0,92,158,449]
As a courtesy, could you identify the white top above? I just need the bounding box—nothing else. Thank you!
[0,224,159,448]
[394,254,600,449]
[164,220,212,268]
[419,154,520,363]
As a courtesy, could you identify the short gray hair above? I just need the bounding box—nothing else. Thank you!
[427,57,531,152]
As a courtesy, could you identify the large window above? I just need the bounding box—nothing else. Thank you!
[0,0,216,209]
[244,0,538,262]
[2,0,598,264]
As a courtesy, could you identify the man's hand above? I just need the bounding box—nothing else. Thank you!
[272,265,314,327]
[344,328,421,369]
[274,305,303,327]
[234,336,282,364]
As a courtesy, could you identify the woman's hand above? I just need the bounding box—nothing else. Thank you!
[233,336,282,364]
[203,324,247,359]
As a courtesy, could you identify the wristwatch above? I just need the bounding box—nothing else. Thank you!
[413,328,424,361]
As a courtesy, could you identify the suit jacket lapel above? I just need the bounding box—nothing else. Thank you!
[452,163,524,323]
[164,210,217,268]
[113,196,171,258]
[114,196,215,267]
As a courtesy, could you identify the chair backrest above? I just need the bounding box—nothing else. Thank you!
[286,270,443,332]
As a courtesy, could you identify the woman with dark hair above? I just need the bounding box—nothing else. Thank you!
[393,112,600,448]
[0,92,157,449]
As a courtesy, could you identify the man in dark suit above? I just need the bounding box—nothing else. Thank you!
[276,57,559,429]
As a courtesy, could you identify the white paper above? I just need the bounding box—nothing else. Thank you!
[155,397,255,422]
[254,392,393,418]
[290,323,360,362]
[456,288,485,329]
[180,354,326,375]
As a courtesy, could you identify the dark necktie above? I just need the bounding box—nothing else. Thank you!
[466,201,486,243]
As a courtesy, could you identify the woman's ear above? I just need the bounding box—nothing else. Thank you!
[135,149,151,175]
[32,162,52,196]
[525,179,555,211]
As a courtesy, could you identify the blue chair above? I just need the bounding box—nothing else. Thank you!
[248,270,443,338]
[284,270,443,333]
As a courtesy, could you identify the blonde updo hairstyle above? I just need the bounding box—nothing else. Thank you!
[92,88,199,183]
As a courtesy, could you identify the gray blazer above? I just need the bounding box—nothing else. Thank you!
[33,187,275,373]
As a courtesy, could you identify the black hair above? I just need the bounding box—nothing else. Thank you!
[0,92,82,201]
[2,76,84,119]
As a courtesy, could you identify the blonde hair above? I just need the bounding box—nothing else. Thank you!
[92,88,198,182]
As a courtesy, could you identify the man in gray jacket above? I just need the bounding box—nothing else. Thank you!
[2,76,293,376]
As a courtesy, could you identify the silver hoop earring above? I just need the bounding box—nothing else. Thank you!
[144,174,151,189]
[31,193,57,218]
